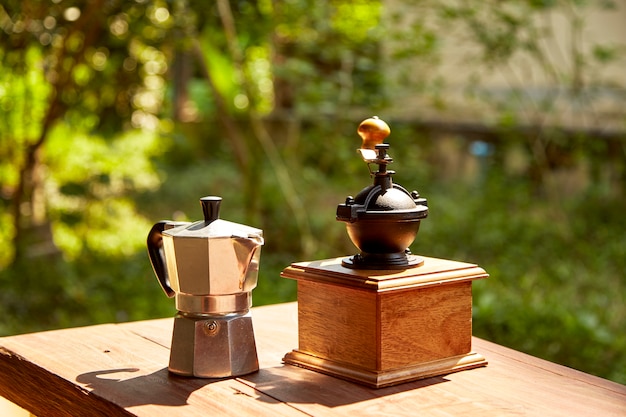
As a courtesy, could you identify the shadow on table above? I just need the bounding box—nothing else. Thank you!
[76,367,215,407]
[76,365,450,409]
[242,365,449,408]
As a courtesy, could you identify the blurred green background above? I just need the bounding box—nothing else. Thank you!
[1,0,624,385]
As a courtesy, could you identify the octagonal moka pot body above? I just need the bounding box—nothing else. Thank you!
[147,196,264,378]
[336,117,428,269]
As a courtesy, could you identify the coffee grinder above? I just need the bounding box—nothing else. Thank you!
[282,117,488,388]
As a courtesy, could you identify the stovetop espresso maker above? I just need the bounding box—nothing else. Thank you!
[147,196,264,378]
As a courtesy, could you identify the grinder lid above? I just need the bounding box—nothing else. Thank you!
[337,182,428,222]
[336,117,428,223]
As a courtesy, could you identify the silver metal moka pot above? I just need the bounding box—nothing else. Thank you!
[147,196,264,378]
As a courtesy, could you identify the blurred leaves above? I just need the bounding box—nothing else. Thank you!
[45,126,164,258]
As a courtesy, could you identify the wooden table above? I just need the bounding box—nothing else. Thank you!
[0,302,624,416]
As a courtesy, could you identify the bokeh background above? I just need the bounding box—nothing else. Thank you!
[1,0,624,384]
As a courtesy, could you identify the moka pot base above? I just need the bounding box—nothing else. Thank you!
[169,311,258,378]
[281,256,489,388]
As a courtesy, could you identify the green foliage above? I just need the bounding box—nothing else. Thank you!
[270,0,386,114]
[0,45,51,187]
[0,251,174,335]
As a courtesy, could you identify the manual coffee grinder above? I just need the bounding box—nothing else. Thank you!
[147,196,263,378]
[282,117,488,388]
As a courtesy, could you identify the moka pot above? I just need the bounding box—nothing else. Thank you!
[147,196,264,378]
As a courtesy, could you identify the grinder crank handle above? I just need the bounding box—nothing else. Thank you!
[147,221,188,298]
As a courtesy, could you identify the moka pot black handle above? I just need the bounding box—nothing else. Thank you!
[147,221,187,298]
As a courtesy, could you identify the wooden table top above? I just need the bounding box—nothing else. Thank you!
[0,302,624,416]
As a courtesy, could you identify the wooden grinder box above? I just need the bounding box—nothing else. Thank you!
[282,256,488,388]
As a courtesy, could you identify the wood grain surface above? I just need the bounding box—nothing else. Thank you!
[1,302,625,416]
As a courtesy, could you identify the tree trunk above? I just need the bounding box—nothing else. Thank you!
[9,0,105,264]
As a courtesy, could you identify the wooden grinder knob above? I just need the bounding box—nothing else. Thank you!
[358,116,390,150]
